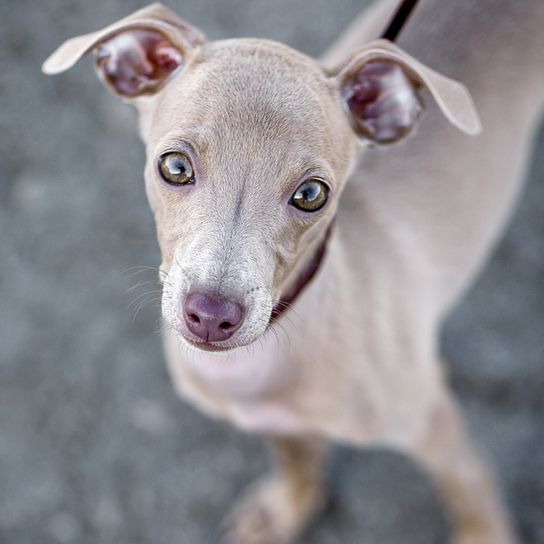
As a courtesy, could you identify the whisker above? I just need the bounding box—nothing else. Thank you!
[124,280,158,295]
[127,290,163,310]
[122,267,161,280]
[131,294,162,321]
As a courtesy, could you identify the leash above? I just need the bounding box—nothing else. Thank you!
[381,0,420,42]
[271,0,421,325]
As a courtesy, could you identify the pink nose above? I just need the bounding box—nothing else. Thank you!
[183,293,244,342]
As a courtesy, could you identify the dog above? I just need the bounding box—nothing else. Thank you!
[43,1,544,542]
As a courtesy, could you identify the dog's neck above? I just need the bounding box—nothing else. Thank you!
[270,224,333,324]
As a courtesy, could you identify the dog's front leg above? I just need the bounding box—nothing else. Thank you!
[410,394,519,544]
[225,436,327,544]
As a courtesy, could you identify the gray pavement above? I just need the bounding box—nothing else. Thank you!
[0,1,542,543]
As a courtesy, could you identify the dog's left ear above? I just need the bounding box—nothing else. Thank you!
[331,39,481,144]
[42,3,205,99]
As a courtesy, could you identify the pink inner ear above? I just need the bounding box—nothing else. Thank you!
[95,30,184,97]
[342,61,423,144]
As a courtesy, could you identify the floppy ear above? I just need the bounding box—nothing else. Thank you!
[332,39,481,144]
[42,3,205,99]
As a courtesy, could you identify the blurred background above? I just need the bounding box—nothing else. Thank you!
[1,1,543,543]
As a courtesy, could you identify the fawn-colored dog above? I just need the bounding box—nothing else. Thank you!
[44,1,544,542]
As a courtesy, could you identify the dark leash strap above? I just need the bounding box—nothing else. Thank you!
[381,0,421,42]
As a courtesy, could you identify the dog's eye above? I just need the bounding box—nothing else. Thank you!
[159,152,195,185]
[290,179,329,212]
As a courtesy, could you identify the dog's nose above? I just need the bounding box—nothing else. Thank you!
[183,293,244,342]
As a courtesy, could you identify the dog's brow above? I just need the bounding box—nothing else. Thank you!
[152,130,209,156]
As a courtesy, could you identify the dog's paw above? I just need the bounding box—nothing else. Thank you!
[453,514,520,544]
[223,476,323,544]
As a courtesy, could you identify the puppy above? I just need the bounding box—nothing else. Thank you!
[44,1,544,542]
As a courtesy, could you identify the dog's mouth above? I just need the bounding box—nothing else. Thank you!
[179,295,303,354]
[183,336,243,353]
[180,311,276,354]
[173,225,332,354]
[179,298,288,353]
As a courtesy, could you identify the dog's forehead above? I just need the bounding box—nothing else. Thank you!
[156,40,336,135]
[150,39,351,175]
[200,38,327,83]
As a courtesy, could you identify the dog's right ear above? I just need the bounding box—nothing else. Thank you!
[42,3,205,99]
[330,39,481,144]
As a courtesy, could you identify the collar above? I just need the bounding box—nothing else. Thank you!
[268,0,419,324]
[270,223,333,324]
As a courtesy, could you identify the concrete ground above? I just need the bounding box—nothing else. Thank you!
[0,1,542,543]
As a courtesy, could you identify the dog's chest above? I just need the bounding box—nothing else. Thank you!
[166,327,314,434]
[182,327,294,397]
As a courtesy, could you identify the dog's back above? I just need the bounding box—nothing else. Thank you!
[326,0,544,317]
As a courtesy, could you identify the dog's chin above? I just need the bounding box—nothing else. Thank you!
[182,337,240,354]
[178,331,264,355]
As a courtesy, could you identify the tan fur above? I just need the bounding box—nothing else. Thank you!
[43,1,544,542]
[225,437,326,544]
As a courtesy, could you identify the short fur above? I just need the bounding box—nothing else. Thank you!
[44,1,544,542]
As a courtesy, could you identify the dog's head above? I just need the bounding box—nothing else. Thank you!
[44,3,480,353]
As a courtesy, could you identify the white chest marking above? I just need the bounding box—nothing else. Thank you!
[180,326,295,399]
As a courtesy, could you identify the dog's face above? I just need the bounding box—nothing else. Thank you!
[144,38,355,352]
[43,3,480,353]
